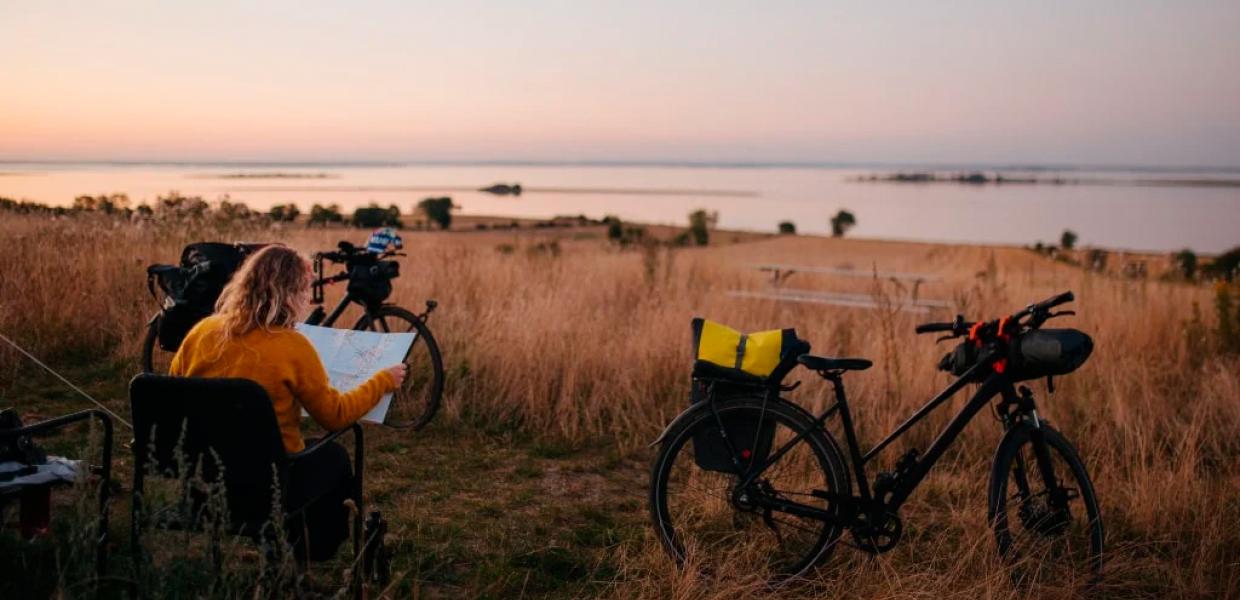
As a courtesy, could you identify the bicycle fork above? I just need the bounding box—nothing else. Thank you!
[1006,386,1072,527]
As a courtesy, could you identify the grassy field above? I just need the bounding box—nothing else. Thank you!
[0,212,1237,598]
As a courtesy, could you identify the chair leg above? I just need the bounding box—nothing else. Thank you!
[351,425,364,600]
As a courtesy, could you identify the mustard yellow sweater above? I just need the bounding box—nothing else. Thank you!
[169,315,395,453]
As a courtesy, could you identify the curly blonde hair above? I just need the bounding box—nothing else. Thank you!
[214,245,311,340]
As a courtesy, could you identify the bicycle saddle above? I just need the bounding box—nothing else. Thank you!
[797,354,873,372]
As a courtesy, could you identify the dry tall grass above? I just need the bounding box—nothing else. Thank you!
[0,213,1236,598]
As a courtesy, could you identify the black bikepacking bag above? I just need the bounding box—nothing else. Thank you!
[1007,328,1093,381]
[938,328,1093,382]
[150,242,255,351]
[689,379,778,474]
[347,260,399,305]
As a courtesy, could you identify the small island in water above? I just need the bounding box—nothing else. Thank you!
[853,172,1240,188]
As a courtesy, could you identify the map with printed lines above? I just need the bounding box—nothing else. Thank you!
[295,323,416,424]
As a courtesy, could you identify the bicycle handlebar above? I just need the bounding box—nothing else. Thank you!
[915,291,1075,338]
[914,322,957,334]
[316,245,404,264]
[1015,290,1074,320]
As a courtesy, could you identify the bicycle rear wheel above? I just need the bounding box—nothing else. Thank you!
[649,396,849,584]
[140,314,175,374]
[990,424,1104,591]
[352,305,444,430]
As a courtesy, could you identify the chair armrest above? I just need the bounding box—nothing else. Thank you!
[288,423,363,461]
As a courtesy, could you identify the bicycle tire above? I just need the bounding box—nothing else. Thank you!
[352,304,445,431]
[649,396,849,584]
[140,314,168,374]
[989,423,1104,590]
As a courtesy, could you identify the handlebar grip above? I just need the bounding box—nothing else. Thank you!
[915,322,956,334]
[1033,291,1074,313]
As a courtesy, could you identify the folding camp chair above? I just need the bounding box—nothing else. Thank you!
[128,374,364,595]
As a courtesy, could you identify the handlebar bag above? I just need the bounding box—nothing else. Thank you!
[938,341,980,378]
[1008,328,1093,381]
[347,260,399,305]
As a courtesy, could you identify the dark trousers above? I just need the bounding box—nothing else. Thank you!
[286,439,353,561]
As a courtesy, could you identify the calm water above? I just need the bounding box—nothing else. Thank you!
[2,162,1237,252]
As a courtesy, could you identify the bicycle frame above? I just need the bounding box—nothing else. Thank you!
[736,352,1020,517]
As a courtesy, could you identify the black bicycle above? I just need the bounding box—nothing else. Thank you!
[303,241,444,430]
[649,291,1103,590]
[141,240,445,430]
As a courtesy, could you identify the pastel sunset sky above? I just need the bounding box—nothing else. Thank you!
[2,0,1238,165]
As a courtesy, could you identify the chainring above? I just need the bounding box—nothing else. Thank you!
[851,511,903,554]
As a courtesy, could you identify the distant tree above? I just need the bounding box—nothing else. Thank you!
[308,203,344,227]
[778,221,797,235]
[688,209,717,246]
[830,209,856,238]
[1174,249,1198,280]
[417,197,456,230]
[1060,229,1078,250]
[351,203,402,228]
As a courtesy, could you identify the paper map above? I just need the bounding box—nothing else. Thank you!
[295,323,416,424]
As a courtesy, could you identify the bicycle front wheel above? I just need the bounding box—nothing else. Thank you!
[353,305,445,430]
[989,423,1104,591]
[649,396,849,584]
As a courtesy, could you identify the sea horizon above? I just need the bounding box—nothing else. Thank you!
[4,158,1240,176]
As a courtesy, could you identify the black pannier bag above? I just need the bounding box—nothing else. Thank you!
[347,260,399,305]
[687,319,810,473]
[689,379,779,473]
[148,242,258,351]
[1007,328,1093,381]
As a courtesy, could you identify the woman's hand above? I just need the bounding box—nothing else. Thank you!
[385,363,407,389]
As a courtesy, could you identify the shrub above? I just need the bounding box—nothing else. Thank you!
[1087,248,1108,271]
[1174,249,1198,280]
[267,204,300,222]
[1204,246,1240,282]
[351,203,402,228]
[308,204,344,227]
[778,221,796,235]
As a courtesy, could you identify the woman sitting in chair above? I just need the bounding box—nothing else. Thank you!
[170,245,405,561]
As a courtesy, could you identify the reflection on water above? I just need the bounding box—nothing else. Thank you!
[1,163,1236,252]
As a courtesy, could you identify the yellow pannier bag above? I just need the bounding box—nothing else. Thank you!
[691,318,803,381]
